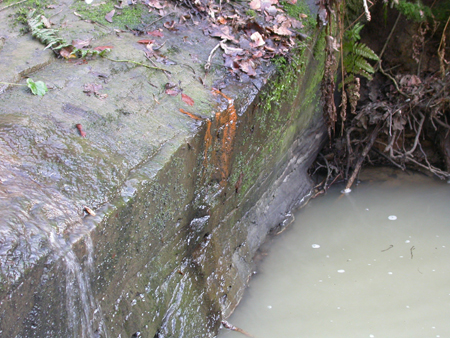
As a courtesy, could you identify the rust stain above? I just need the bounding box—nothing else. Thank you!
[179,108,203,120]
[211,88,238,187]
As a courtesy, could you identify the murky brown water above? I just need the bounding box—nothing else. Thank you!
[218,168,450,338]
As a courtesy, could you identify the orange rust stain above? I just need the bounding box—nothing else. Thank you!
[203,118,212,167]
[212,89,237,187]
[179,108,203,120]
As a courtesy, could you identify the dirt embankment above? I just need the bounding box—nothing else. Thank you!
[312,0,450,194]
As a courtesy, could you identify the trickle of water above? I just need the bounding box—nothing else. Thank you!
[49,231,105,338]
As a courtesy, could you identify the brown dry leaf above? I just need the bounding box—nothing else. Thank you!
[41,15,52,28]
[250,32,265,48]
[60,46,76,59]
[240,60,256,76]
[272,23,292,36]
[105,9,115,23]
[148,0,165,9]
[165,89,179,96]
[83,83,107,99]
[147,30,164,37]
[72,39,91,49]
[94,45,114,51]
[220,40,244,55]
[249,0,261,10]
[138,39,155,44]
[218,16,227,24]
[164,21,178,31]
[211,25,237,42]
[181,93,194,106]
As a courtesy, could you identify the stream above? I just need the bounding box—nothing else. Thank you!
[217,168,450,338]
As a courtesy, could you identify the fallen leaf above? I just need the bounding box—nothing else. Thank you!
[76,124,87,137]
[83,83,107,99]
[249,0,261,10]
[164,21,178,31]
[84,206,96,216]
[72,39,91,49]
[165,89,180,96]
[220,40,244,55]
[239,60,256,76]
[60,46,76,59]
[181,93,194,106]
[41,15,52,28]
[250,31,265,47]
[148,0,165,9]
[105,9,115,23]
[138,39,155,44]
[272,23,293,36]
[147,30,164,37]
[94,45,114,51]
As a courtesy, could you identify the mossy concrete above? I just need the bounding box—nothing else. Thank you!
[0,0,326,337]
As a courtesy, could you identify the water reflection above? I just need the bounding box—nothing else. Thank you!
[218,169,450,338]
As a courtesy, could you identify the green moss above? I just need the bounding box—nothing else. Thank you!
[280,0,316,30]
[71,2,152,30]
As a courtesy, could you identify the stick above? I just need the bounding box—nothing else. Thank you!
[103,56,170,73]
[204,41,222,71]
[345,123,381,191]
[221,320,254,338]
[0,0,27,12]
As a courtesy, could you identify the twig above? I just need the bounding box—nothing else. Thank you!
[371,147,405,170]
[205,40,224,72]
[379,61,409,97]
[375,13,401,70]
[345,123,381,191]
[0,0,26,12]
[221,320,254,338]
[0,82,25,86]
[103,56,171,73]
[404,112,425,157]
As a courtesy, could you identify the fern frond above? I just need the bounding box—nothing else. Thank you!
[353,42,379,61]
[354,56,375,74]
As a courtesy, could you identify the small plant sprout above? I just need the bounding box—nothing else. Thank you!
[26,78,48,96]
[0,78,48,96]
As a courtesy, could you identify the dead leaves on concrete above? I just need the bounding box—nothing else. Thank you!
[198,1,306,77]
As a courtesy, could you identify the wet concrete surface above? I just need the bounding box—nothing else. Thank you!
[0,1,327,336]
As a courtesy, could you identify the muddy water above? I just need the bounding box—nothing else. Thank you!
[218,169,450,338]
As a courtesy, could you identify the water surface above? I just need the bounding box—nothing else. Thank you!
[218,169,450,338]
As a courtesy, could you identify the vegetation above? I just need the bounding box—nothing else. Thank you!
[314,0,450,194]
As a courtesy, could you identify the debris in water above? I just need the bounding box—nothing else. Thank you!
[84,206,96,216]
[221,320,254,338]
[312,244,320,249]
[337,269,345,273]
[341,188,351,194]
[388,215,397,220]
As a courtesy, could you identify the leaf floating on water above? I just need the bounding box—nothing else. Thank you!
[181,93,194,106]
[105,9,115,23]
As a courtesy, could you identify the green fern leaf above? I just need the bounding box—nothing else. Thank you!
[353,42,379,61]
[354,56,375,75]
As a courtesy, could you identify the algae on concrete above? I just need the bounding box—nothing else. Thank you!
[0,0,327,336]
